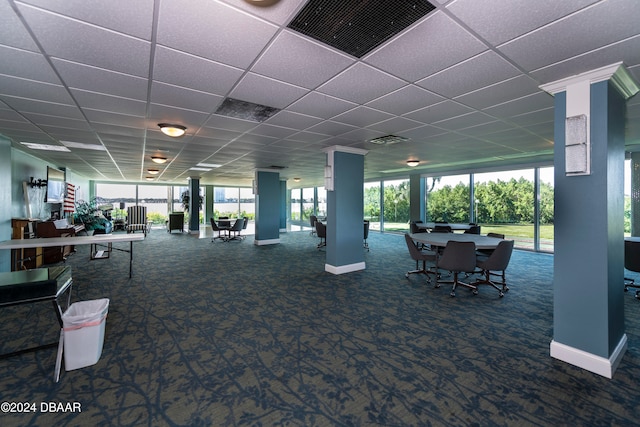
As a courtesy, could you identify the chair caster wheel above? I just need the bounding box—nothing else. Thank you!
[434,283,441,289]
[472,290,478,295]
[450,292,455,297]
[499,292,504,297]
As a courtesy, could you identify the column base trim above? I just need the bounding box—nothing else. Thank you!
[254,238,280,246]
[325,262,366,275]
[550,334,627,379]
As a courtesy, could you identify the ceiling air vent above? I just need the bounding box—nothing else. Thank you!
[368,135,410,145]
[215,98,280,122]
[287,0,436,58]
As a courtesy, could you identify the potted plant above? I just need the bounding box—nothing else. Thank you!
[74,198,112,234]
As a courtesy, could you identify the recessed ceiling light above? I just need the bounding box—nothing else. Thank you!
[147,169,159,175]
[190,167,212,172]
[60,140,106,151]
[293,178,301,182]
[158,123,187,137]
[151,156,167,164]
[407,160,420,167]
[20,142,71,152]
[197,163,222,168]
[145,176,155,181]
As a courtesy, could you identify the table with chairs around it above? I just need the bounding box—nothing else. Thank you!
[210,217,248,242]
[406,231,514,298]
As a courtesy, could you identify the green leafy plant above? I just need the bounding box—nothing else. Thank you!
[180,190,203,212]
[74,198,110,231]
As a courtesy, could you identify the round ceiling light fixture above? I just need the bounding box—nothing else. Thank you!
[158,123,187,137]
[406,160,420,167]
[147,169,160,175]
[151,156,167,164]
[243,0,281,6]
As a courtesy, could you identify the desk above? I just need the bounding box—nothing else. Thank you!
[0,266,72,382]
[0,233,145,278]
[410,232,503,250]
[416,222,473,232]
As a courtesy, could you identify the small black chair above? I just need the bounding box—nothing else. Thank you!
[315,221,326,249]
[624,239,640,299]
[404,233,438,283]
[210,218,228,242]
[309,215,317,236]
[472,240,514,297]
[364,220,370,251]
[437,241,478,297]
[227,218,245,241]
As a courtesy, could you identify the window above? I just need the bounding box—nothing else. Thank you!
[383,179,410,232]
[364,181,381,231]
[426,174,470,223]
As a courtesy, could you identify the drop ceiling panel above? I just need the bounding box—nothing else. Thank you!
[484,93,554,118]
[20,0,155,39]
[288,92,357,119]
[251,30,353,89]
[404,100,473,124]
[317,63,406,105]
[417,51,521,98]
[150,82,224,113]
[1,97,83,120]
[447,0,598,45]
[17,3,151,77]
[265,111,323,130]
[498,0,639,72]
[332,106,394,128]
[366,85,444,115]
[52,59,148,101]
[0,45,60,84]
[72,89,147,117]
[153,47,244,95]
[455,75,541,110]
[365,12,486,82]
[230,73,308,110]
[157,0,278,69]
[0,76,73,105]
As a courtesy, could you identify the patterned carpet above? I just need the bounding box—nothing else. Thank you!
[1,228,639,426]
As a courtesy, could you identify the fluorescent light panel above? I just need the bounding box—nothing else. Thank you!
[20,142,70,152]
[61,141,106,151]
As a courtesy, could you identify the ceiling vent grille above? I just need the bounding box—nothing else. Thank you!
[215,98,280,122]
[368,135,410,145]
[287,0,436,58]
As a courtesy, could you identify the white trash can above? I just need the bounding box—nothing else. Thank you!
[62,298,109,371]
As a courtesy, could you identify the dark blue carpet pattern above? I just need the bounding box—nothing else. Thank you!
[1,229,639,426]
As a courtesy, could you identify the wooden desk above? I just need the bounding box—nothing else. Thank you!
[0,233,145,278]
[409,232,503,250]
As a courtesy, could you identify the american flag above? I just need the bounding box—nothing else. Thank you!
[63,182,75,213]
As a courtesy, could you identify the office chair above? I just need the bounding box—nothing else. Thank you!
[227,218,245,241]
[310,215,317,236]
[315,221,326,249]
[404,233,437,283]
[472,240,514,297]
[364,220,370,251]
[464,224,481,234]
[624,239,640,299]
[436,241,478,297]
[210,218,227,242]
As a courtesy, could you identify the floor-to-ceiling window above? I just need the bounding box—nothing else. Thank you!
[539,167,555,252]
[316,187,327,219]
[383,179,410,232]
[302,188,314,222]
[138,185,170,226]
[364,181,381,231]
[473,169,535,250]
[426,174,470,223]
[290,188,301,222]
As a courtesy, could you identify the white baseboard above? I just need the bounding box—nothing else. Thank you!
[279,228,287,233]
[325,262,366,275]
[254,238,280,246]
[550,334,627,378]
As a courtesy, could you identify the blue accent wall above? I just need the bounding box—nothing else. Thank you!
[255,171,280,241]
[553,81,626,357]
[326,151,364,268]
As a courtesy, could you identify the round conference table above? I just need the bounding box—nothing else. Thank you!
[409,232,504,250]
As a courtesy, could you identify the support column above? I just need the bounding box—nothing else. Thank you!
[254,170,280,245]
[409,174,425,222]
[324,146,368,274]
[188,177,200,234]
[541,63,639,378]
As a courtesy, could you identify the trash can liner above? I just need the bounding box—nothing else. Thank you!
[62,298,109,371]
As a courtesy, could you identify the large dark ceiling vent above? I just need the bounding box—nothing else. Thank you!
[215,98,280,122]
[287,0,436,58]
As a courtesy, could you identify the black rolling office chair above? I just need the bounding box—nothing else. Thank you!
[624,239,640,299]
